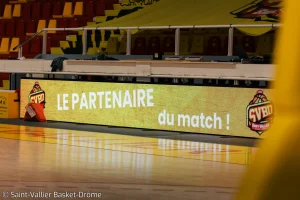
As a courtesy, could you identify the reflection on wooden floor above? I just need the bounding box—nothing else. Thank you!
[0,124,257,200]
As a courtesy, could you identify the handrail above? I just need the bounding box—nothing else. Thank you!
[42,23,281,31]
[13,29,44,51]
[12,23,281,57]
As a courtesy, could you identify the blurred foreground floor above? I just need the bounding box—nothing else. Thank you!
[0,124,257,200]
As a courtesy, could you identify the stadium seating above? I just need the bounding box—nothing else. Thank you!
[162,36,175,55]
[147,36,161,55]
[16,20,25,37]
[22,4,31,21]
[133,37,146,55]
[206,36,222,55]
[0,0,276,59]
[42,3,52,20]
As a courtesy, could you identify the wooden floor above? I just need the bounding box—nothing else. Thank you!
[0,124,256,200]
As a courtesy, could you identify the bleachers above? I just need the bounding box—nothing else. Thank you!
[113,29,275,56]
[0,0,126,59]
[0,0,275,59]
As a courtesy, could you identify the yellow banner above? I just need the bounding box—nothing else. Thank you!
[20,79,274,138]
[0,91,19,118]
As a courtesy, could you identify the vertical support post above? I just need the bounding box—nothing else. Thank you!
[82,29,87,55]
[18,47,22,59]
[42,30,47,54]
[175,28,180,56]
[126,29,131,55]
[228,27,234,56]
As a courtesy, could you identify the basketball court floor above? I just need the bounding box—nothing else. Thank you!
[0,121,257,200]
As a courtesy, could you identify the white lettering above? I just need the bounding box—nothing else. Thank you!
[214,113,222,129]
[158,110,166,125]
[205,116,213,129]
[57,94,62,110]
[72,93,79,110]
[137,89,146,107]
[123,90,132,107]
[57,89,155,110]
[178,114,190,127]
[80,93,88,109]
[191,115,199,128]
[147,88,154,107]
[89,92,97,109]
[112,91,122,108]
[63,94,69,110]
[200,113,205,128]
[105,91,112,108]
[97,92,105,108]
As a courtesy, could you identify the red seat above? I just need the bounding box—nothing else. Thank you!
[84,1,95,18]
[57,18,68,35]
[206,36,222,55]
[95,0,105,16]
[32,3,41,19]
[57,18,68,28]
[0,5,4,18]
[42,3,52,20]
[68,18,78,34]
[133,37,146,55]
[68,18,78,28]
[22,4,31,21]
[103,0,113,10]
[16,20,25,37]
[26,20,36,35]
[5,20,15,36]
[162,36,175,53]
[53,2,62,16]
[47,35,64,53]
[0,20,6,36]
[147,36,161,55]
[30,36,41,54]
[242,36,256,53]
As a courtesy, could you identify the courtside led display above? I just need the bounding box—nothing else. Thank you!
[20,79,274,138]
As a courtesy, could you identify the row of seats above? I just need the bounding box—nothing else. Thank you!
[0,0,122,59]
[0,18,79,37]
[118,35,229,55]
[0,36,39,59]
[104,34,274,56]
[0,33,274,59]
[21,0,119,10]
[0,35,72,56]
[0,0,115,20]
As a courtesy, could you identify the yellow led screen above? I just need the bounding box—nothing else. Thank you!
[20,79,274,138]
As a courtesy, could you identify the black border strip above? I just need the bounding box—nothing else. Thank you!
[21,77,272,89]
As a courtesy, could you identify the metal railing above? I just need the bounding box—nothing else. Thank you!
[13,24,281,58]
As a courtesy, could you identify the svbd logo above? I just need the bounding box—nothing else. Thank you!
[246,90,273,135]
[0,96,7,106]
[28,82,46,108]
